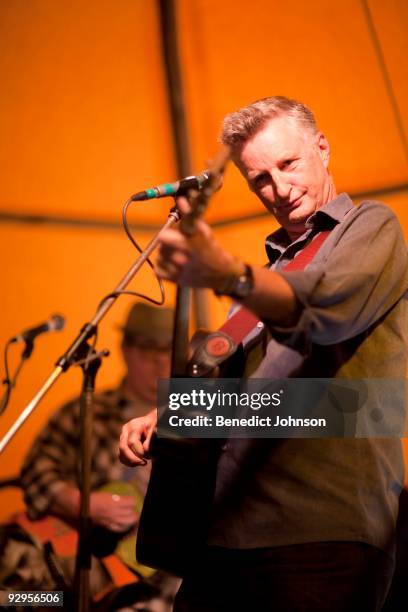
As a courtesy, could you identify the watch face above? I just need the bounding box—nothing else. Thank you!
[215,264,254,298]
[234,271,253,297]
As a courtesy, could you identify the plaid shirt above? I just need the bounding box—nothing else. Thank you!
[20,383,151,520]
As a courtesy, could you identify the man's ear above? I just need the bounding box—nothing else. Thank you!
[317,132,330,168]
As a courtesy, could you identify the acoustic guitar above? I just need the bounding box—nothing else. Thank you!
[136,148,231,577]
[11,480,155,588]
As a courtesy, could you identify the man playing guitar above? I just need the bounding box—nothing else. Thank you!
[119,96,407,612]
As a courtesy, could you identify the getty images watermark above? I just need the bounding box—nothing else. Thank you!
[157,378,407,438]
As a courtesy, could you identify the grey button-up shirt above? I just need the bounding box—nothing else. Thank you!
[209,194,407,554]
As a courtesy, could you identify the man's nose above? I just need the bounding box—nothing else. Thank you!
[270,170,291,200]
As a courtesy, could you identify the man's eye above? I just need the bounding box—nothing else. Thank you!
[254,173,269,187]
[282,159,295,169]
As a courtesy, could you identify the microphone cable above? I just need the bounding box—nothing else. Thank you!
[0,339,28,416]
[97,192,176,311]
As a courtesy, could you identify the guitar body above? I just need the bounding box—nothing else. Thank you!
[137,436,221,576]
[12,481,154,579]
[137,345,245,577]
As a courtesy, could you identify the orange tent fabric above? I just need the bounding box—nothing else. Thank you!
[0,0,407,517]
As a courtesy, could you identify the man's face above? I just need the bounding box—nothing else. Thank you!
[122,344,171,404]
[235,115,335,238]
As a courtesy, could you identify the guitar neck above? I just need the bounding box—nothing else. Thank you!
[171,287,191,377]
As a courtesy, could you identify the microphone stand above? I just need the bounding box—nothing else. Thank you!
[0,206,180,612]
[74,345,106,612]
[0,208,179,454]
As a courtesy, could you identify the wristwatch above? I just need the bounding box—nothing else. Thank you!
[214,263,254,299]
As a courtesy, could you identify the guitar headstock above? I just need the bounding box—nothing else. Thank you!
[180,146,230,236]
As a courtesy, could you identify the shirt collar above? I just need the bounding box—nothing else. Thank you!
[307,192,354,226]
[265,193,354,262]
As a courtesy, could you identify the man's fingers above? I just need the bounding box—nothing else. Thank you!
[168,250,188,268]
[119,413,157,467]
[110,509,138,523]
[119,432,147,466]
[156,258,182,281]
[114,508,138,519]
[156,235,190,281]
[174,195,192,216]
[127,432,145,457]
[107,496,139,531]
[108,520,135,533]
[118,452,137,467]
[193,219,213,239]
[112,495,137,509]
[159,228,189,249]
[118,448,145,466]
[142,423,155,454]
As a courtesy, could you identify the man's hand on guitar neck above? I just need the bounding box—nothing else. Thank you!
[118,408,157,467]
[156,196,243,290]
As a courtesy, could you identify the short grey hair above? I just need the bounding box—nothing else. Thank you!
[220,96,318,148]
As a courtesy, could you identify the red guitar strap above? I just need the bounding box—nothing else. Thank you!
[187,230,331,377]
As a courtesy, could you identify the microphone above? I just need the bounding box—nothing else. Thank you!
[131,170,210,201]
[11,314,66,344]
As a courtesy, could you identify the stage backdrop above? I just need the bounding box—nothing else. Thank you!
[0,0,407,519]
